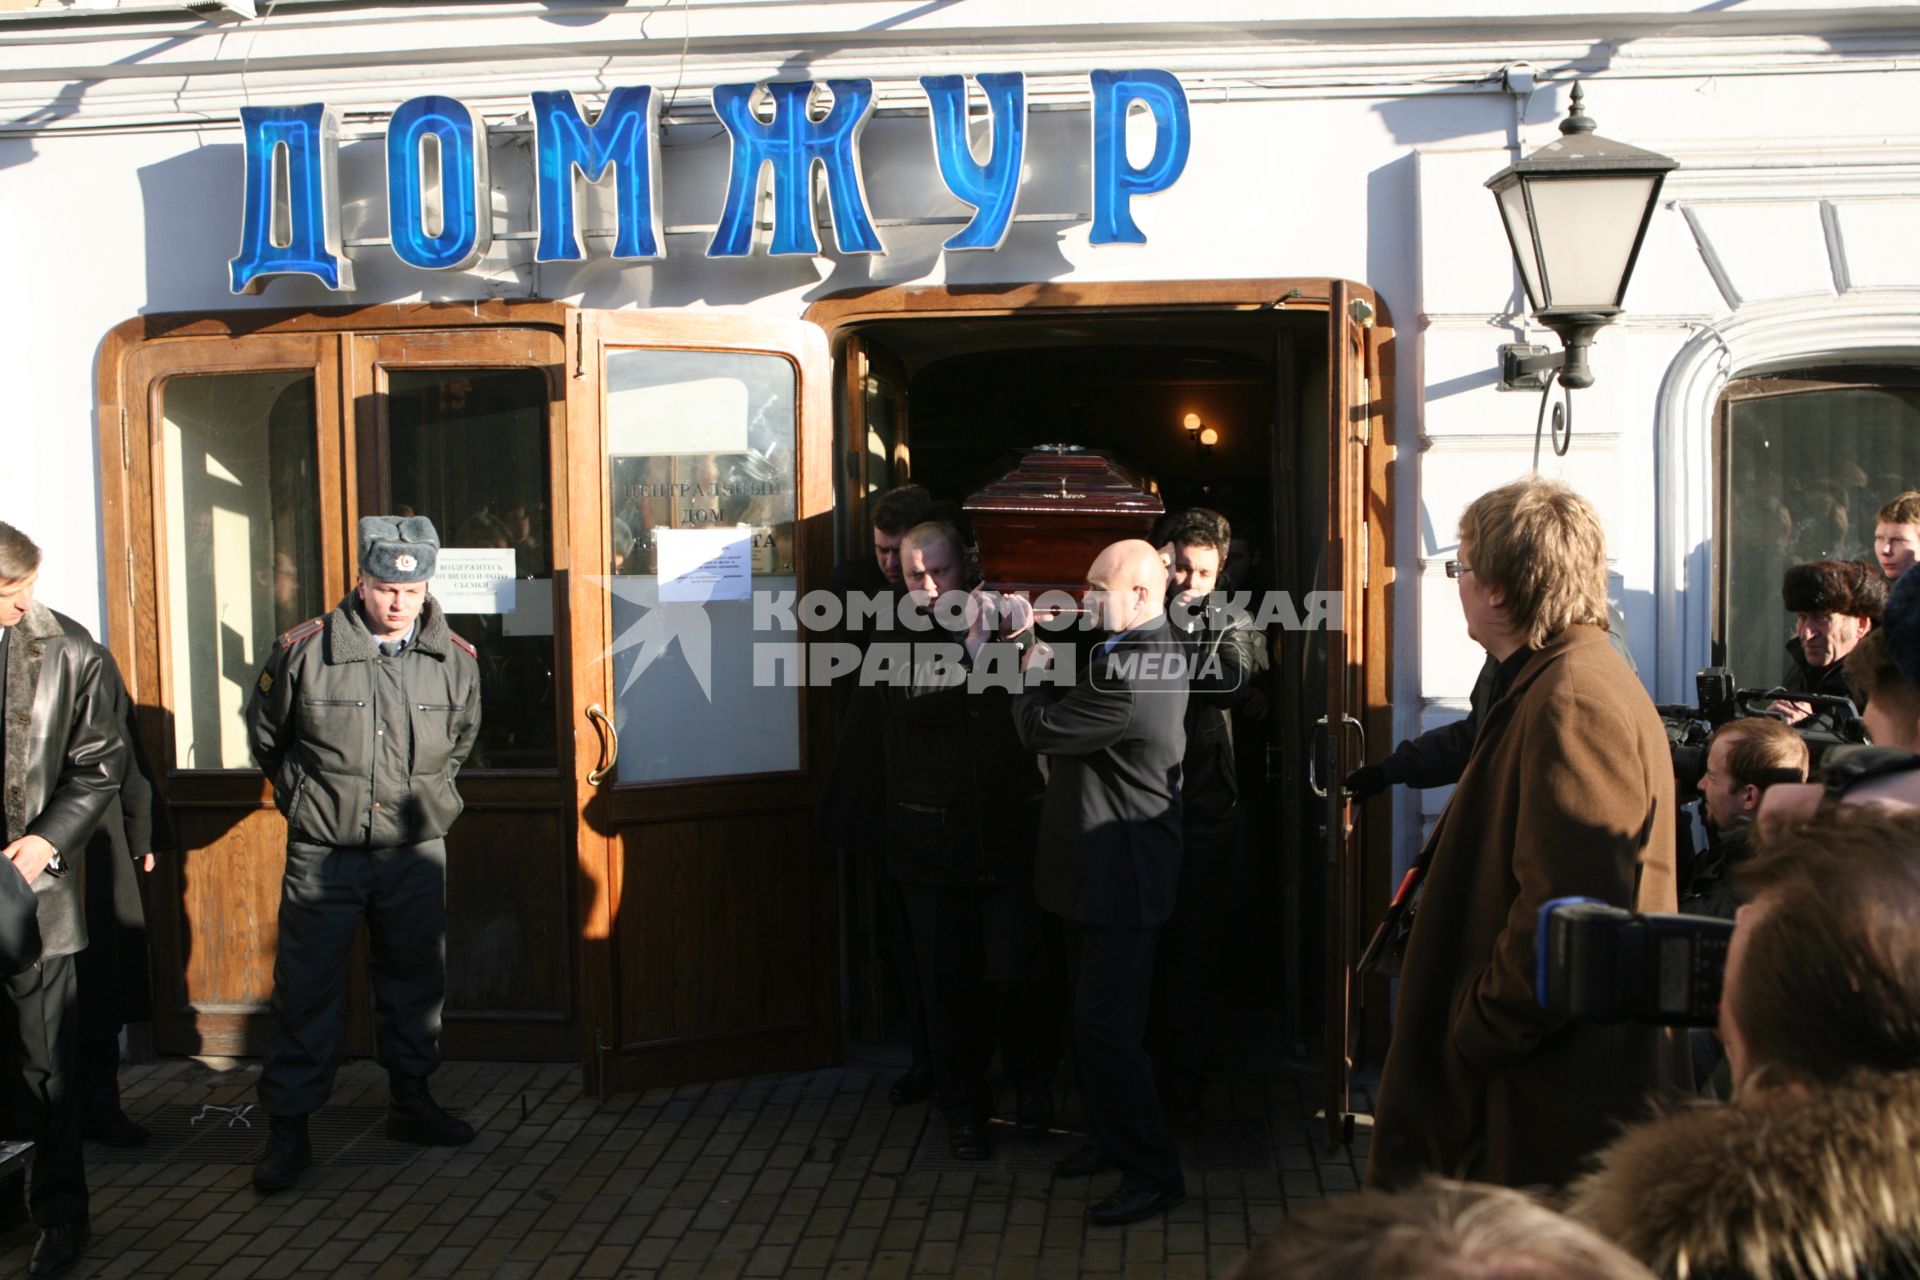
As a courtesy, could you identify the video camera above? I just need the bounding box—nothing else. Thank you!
[1535,897,1734,1027]
[1656,665,1867,793]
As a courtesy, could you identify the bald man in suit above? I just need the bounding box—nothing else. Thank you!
[1013,539,1188,1226]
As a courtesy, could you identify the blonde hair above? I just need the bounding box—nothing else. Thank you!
[1459,478,1610,649]
[1224,1179,1654,1280]
[0,522,41,584]
[1877,491,1920,527]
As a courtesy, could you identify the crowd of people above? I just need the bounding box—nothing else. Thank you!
[818,484,1268,1227]
[8,472,1920,1275]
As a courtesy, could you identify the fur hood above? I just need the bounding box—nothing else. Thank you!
[1566,1070,1920,1280]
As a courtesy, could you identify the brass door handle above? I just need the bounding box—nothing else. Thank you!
[586,703,618,786]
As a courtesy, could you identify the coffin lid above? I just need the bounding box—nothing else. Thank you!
[961,445,1164,516]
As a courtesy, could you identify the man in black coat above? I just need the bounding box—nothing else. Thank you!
[0,522,128,1279]
[1014,539,1188,1226]
[1153,509,1267,1121]
[883,522,1052,1159]
[814,485,938,1105]
[1774,559,1882,729]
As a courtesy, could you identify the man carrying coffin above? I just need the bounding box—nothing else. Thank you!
[1015,539,1188,1226]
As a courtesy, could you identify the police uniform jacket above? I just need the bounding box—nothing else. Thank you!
[246,594,480,849]
[2,603,127,958]
[882,632,1044,888]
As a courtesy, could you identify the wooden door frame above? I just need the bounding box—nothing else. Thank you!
[804,278,1397,1066]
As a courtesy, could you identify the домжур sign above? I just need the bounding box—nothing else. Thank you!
[230,71,1192,294]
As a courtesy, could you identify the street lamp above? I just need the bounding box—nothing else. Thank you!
[1488,83,1678,391]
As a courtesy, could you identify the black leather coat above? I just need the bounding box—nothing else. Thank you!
[2,604,128,958]
[1171,604,1268,825]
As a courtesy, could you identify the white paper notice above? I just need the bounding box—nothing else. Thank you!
[434,548,517,614]
[656,526,752,603]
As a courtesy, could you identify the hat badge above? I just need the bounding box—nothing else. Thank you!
[395,553,418,572]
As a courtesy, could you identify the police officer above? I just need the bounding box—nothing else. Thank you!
[245,516,481,1193]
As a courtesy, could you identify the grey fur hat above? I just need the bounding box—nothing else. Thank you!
[358,515,439,583]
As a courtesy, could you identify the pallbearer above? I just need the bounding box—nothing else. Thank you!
[245,516,482,1193]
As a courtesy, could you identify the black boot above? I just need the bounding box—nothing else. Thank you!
[387,1073,473,1146]
[253,1114,312,1193]
[27,1217,89,1280]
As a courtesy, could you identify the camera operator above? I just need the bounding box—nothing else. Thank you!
[1568,808,1920,1280]
[882,521,1054,1161]
[1773,559,1884,727]
[1683,718,1808,921]
[1368,478,1684,1193]
[1153,508,1268,1124]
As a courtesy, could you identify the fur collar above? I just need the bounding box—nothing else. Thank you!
[322,593,452,664]
[5,604,71,840]
[1567,1070,1920,1280]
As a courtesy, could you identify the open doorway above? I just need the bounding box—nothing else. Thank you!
[824,301,1351,1087]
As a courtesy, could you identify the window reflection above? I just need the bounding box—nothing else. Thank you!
[1721,375,1920,689]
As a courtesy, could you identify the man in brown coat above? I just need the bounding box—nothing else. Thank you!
[1368,478,1683,1192]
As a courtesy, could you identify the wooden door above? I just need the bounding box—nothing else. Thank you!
[347,328,577,1058]
[1315,284,1391,1145]
[567,311,840,1093]
[116,334,351,1057]
[108,320,579,1059]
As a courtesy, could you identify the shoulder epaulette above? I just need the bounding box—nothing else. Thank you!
[276,617,325,650]
[449,631,477,659]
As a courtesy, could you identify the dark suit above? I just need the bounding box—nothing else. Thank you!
[884,634,1052,1126]
[1014,616,1187,1191]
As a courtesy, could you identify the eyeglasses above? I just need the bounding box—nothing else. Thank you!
[1445,560,1472,579]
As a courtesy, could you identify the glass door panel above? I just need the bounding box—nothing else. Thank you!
[604,348,800,783]
[383,367,559,770]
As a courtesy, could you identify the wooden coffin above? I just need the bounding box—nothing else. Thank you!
[963,445,1164,596]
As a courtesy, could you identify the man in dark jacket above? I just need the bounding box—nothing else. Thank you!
[245,516,481,1194]
[815,485,938,1106]
[1015,539,1188,1226]
[1775,559,1883,727]
[884,522,1052,1159]
[0,521,128,1279]
[1153,509,1267,1120]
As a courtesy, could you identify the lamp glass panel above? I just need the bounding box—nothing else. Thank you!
[1527,174,1658,309]
[1496,181,1544,311]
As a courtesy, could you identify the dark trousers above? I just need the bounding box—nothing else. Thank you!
[898,881,1054,1126]
[259,840,447,1117]
[882,878,932,1071]
[3,954,86,1226]
[1062,920,1180,1191]
[1153,816,1236,1103]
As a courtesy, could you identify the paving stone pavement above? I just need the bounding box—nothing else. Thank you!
[0,1048,1376,1279]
